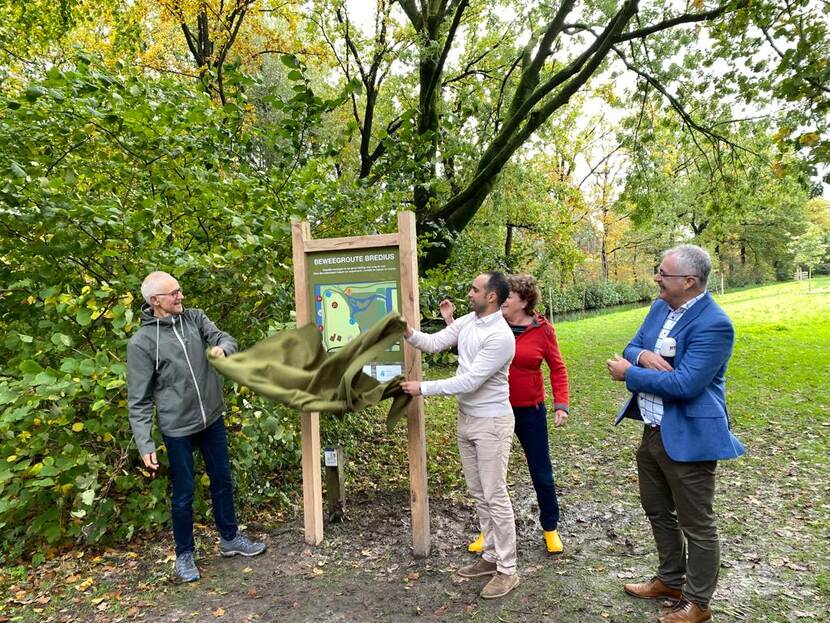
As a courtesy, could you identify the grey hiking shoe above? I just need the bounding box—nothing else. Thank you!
[175,551,200,582]
[219,533,267,557]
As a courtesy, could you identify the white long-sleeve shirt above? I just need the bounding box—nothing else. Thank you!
[406,310,515,417]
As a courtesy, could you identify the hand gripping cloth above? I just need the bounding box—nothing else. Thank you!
[209,312,412,430]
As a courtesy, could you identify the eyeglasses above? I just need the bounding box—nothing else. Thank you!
[154,288,183,297]
[654,270,699,279]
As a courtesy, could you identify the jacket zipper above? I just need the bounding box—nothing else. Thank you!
[171,317,208,427]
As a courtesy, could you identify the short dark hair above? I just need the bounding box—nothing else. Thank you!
[507,274,539,313]
[483,271,510,306]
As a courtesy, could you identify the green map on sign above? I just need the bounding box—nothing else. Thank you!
[314,281,400,351]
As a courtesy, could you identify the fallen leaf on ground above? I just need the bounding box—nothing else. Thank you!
[75,578,94,591]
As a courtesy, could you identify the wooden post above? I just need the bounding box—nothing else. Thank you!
[291,220,324,546]
[398,211,430,557]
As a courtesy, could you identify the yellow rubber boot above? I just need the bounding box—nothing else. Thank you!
[467,532,484,553]
[544,529,563,554]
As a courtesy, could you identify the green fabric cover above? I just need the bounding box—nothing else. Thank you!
[209,312,411,430]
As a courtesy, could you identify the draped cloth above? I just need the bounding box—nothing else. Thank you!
[209,313,411,430]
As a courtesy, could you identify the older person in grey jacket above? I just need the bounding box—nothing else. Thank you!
[127,271,265,583]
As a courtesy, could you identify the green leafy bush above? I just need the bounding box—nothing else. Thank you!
[0,58,343,560]
[546,280,654,314]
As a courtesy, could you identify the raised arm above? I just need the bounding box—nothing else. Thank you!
[196,309,237,356]
[406,313,466,354]
[421,331,514,396]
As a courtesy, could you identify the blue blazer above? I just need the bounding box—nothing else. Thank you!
[615,292,745,462]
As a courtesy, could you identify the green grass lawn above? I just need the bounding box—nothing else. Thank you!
[326,276,830,621]
[402,276,828,621]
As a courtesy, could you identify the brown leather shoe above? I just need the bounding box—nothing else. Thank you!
[457,558,497,578]
[480,572,519,599]
[658,598,713,623]
[623,576,682,600]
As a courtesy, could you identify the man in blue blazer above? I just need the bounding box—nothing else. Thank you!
[607,244,745,623]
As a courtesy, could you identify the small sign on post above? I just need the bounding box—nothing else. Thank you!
[324,446,346,523]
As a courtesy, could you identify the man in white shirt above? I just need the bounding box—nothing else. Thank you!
[400,272,519,599]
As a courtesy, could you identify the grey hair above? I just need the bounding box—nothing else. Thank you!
[664,244,711,288]
[141,271,174,304]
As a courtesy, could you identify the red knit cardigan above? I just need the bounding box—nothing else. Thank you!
[508,314,570,411]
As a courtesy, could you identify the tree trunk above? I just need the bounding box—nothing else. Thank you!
[505,223,514,258]
[414,53,440,212]
[601,238,608,281]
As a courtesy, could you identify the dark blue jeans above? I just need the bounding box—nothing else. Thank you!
[163,417,238,555]
[513,403,560,531]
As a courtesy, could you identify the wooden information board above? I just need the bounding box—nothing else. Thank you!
[291,211,430,556]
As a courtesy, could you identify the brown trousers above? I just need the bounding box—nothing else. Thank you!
[637,426,719,606]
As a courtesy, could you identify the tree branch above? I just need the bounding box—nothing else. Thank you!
[423,0,469,109]
[614,0,748,42]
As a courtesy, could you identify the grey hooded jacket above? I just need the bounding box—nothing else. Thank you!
[127,304,238,456]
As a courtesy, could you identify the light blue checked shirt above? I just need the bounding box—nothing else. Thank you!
[637,292,707,426]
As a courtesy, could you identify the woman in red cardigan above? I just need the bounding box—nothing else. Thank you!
[441,274,570,554]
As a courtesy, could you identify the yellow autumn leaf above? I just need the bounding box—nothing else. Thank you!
[799,132,820,147]
[76,578,95,592]
[772,127,791,142]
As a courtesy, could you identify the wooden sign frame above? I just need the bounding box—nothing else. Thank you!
[291,211,430,557]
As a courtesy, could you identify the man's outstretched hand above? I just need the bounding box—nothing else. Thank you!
[400,381,421,396]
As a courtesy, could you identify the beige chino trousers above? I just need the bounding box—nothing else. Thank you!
[457,412,517,575]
